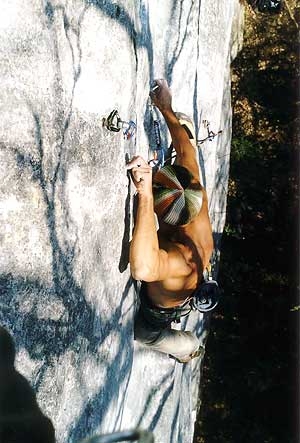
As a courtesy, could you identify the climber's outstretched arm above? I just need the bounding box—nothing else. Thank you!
[150,79,200,182]
[126,156,171,282]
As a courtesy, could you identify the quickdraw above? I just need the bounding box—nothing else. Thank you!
[148,85,165,170]
[103,109,136,140]
[197,120,222,145]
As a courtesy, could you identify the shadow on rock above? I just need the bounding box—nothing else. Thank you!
[0,327,55,443]
[119,170,132,273]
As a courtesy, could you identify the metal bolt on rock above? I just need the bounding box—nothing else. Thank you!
[103,109,136,140]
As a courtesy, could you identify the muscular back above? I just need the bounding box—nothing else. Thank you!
[146,194,213,308]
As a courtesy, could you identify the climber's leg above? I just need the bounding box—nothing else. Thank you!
[134,308,204,363]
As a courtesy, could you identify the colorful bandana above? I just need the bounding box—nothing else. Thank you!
[153,165,203,226]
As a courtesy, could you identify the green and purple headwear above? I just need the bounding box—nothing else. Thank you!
[153,165,203,226]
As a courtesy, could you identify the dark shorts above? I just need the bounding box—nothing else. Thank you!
[139,282,191,329]
[135,282,201,360]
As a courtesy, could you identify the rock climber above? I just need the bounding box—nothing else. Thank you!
[126,79,218,363]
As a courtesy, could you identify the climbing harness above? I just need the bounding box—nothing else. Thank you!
[174,264,220,323]
[190,264,220,313]
[197,120,222,145]
[103,109,136,140]
[174,263,220,316]
[140,262,220,326]
[173,264,220,315]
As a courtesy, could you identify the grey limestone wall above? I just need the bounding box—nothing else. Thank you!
[0,1,243,442]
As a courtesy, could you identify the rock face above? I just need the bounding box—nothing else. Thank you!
[0,1,243,442]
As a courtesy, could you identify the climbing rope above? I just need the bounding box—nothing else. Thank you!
[147,85,165,170]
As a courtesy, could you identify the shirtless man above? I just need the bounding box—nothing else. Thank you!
[126,79,215,363]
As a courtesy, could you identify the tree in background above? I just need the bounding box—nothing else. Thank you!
[194,2,299,442]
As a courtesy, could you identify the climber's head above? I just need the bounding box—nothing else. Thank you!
[152,164,203,226]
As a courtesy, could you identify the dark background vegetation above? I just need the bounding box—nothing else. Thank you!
[194,2,299,442]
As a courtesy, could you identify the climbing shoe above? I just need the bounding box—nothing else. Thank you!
[169,345,205,364]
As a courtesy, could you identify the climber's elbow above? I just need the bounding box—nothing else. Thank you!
[130,264,157,282]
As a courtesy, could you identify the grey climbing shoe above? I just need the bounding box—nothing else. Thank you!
[169,345,205,364]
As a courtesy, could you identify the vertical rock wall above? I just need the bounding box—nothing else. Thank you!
[0,1,243,442]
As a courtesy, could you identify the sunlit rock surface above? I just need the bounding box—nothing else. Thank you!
[0,1,243,442]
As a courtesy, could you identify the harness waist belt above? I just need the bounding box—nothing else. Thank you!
[139,283,191,329]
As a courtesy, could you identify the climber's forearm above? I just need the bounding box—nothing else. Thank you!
[129,194,161,281]
[160,108,200,181]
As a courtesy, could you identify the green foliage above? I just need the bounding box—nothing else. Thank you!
[194,3,299,443]
[231,137,261,161]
